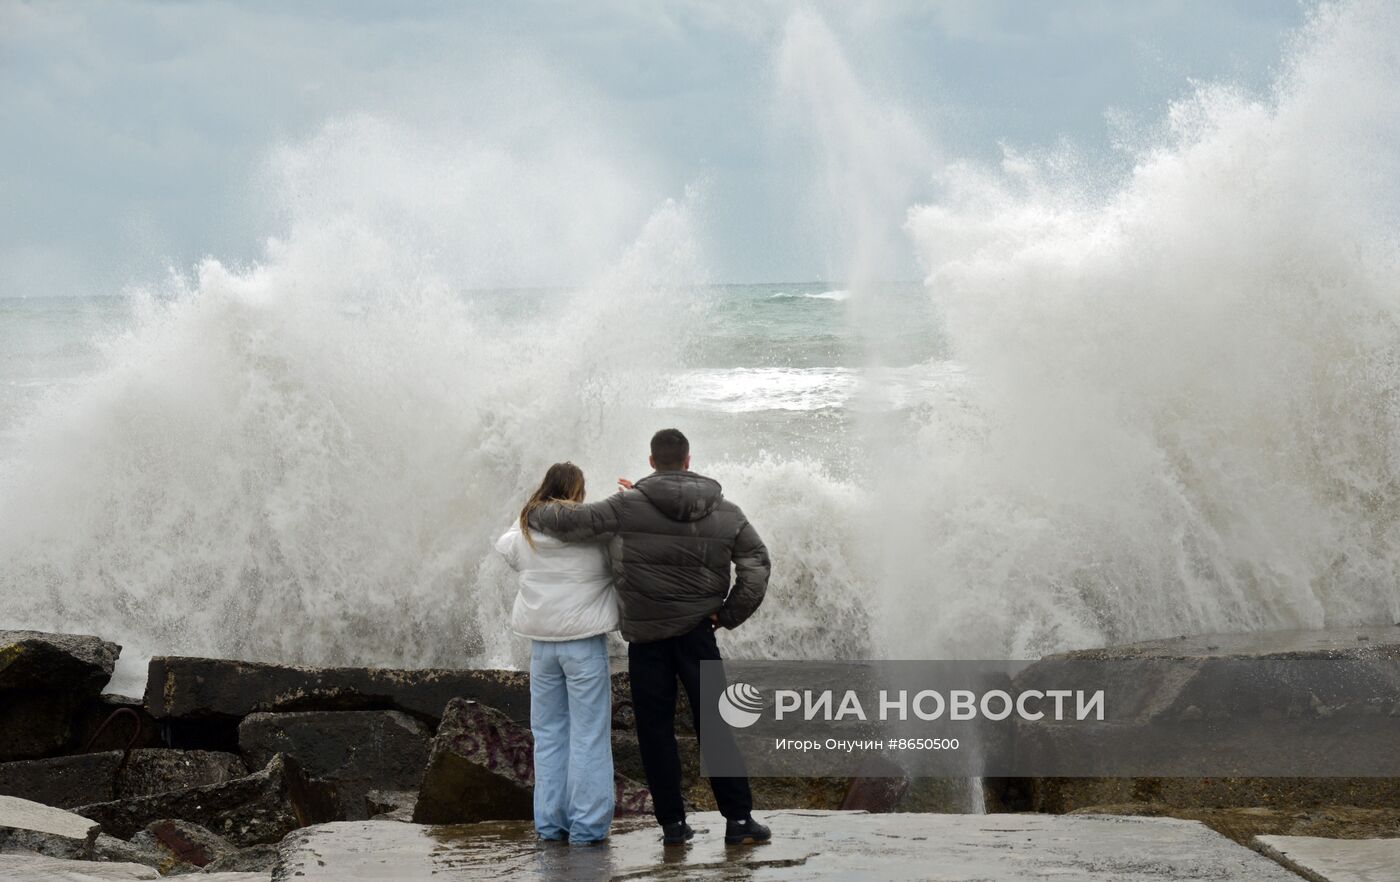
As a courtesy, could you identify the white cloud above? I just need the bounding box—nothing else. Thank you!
[0,0,1306,294]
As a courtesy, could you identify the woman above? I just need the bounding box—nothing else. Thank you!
[495,462,619,844]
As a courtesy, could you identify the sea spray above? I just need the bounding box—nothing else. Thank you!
[894,0,1400,658]
[1,2,1398,684]
[762,1,1400,661]
[0,117,710,672]
[774,8,933,351]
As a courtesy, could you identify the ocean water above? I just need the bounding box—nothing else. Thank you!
[0,283,941,471]
[2,2,1400,691]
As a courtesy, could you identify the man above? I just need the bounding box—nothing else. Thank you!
[527,428,772,846]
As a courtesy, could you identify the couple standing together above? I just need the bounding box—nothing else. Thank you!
[494,428,771,847]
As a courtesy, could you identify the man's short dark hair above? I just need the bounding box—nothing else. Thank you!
[650,428,689,470]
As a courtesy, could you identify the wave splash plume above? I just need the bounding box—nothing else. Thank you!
[1,3,1398,672]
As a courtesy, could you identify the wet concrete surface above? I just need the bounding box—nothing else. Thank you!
[0,853,270,880]
[272,810,1307,881]
[0,856,267,882]
[1254,834,1400,882]
[0,855,157,881]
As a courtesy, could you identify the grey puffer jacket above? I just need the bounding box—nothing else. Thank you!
[526,470,770,643]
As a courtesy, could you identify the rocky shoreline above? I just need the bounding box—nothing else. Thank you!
[0,628,852,877]
[2,626,1399,879]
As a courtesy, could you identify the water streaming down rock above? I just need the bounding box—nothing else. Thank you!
[0,2,1398,694]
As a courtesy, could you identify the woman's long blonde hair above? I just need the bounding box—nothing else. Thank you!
[519,462,586,550]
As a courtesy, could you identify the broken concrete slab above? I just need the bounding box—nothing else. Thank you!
[129,818,238,872]
[1071,802,1400,846]
[270,810,1306,881]
[119,749,248,800]
[0,854,159,880]
[364,789,416,821]
[0,694,89,766]
[0,631,121,761]
[1011,625,1400,812]
[91,832,168,872]
[239,710,430,818]
[410,698,550,822]
[411,699,651,824]
[0,749,248,809]
[0,856,271,882]
[1254,834,1400,882]
[1018,640,1400,770]
[0,631,120,694]
[0,794,99,859]
[1028,776,1400,814]
[202,842,279,873]
[75,754,336,846]
[145,657,530,724]
[0,751,123,808]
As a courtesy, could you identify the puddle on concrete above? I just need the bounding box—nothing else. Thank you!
[274,810,1307,881]
[276,815,819,881]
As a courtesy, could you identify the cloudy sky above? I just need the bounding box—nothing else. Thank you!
[1,1,1305,296]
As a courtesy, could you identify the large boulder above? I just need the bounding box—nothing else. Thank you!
[412,699,652,824]
[239,710,430,819]
[146,656,530,724]
[0,794,100,859]
[0,631,121,760]
[75,754,337,846]
[0,749,248,809]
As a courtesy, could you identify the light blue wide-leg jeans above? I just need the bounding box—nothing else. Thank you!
[530,634,614,842]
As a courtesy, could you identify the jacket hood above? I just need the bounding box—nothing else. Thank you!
[635,470,724,522]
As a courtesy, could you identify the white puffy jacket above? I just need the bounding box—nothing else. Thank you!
[494,522,619,641]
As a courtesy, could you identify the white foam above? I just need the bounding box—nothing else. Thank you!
[659,367,851,412]
[768,289,851,301]
[657,363,966,413]
[887,0,1400,657]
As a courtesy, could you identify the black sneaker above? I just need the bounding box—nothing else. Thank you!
[724,816,771,845]
[661,821,695,846]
